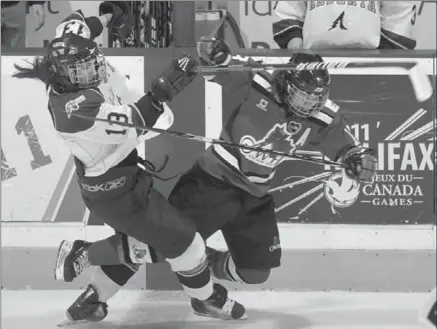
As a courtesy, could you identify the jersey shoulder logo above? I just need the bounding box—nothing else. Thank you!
[329,11,348,31]
[65,95,86,118]
[240,122,311,168]
[256,98,269,111]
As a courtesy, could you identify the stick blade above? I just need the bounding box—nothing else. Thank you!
[409,64,434,102]
[57,316,88,327]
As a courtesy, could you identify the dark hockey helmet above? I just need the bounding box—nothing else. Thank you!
[273,52,331,118]
[46,34,107,92]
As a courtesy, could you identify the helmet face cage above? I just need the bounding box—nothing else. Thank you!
[285,82,329,118]
[67,51,107,89]
[48,35,108,91]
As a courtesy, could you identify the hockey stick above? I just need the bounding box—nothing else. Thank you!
[195,60,377,73]
[196,59,434,102]
[63,110,343,168]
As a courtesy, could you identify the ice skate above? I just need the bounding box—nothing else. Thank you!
[54,240,91,282]
[58,284,108,327]
[191,283,247,320]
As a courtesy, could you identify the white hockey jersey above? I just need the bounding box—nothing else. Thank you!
[48,11,173,177]
[273,1,417,50]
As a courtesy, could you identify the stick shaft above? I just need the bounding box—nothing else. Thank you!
[195,60,416,74]
[64,110,342,167]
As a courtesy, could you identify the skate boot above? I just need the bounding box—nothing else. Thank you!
[58,284,108,327]
[54,240,91,282]
[191,283,247,320]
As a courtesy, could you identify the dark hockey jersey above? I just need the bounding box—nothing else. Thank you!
[198,58,360,197]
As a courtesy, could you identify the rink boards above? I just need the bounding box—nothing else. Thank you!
[1,222,435,291]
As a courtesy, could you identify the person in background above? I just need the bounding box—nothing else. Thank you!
[1,1,46,48]
[272,1,417,50]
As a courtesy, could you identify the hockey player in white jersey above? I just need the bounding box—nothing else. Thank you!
[273,1,417,49]
[12,2,246,325]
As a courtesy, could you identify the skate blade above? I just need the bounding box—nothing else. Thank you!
[57,316,88,327]
[193,310,248,321]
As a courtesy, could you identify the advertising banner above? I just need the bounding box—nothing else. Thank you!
[1,55,144,222]
[238,1,437,50]
[207,55,436,225]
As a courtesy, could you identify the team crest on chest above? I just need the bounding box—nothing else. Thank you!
[240,122,311,168]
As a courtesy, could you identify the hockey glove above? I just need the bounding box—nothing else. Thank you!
[342,146,377,183]
[99,1,133,41]
[197,37,232,66]
[151,54,199,103]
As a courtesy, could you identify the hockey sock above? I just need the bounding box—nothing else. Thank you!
[87,234,157,266]
[90,265,139,303]
[87,235,125,266]
[211,250,247,284]
[166,233,213,300]
[175,257,213,300]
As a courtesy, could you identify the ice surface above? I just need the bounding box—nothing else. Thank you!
[1,290,433,329]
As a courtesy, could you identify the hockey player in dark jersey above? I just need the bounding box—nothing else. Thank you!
[45,37,378,322]
[12,7,246,326]
[168,37,378,285]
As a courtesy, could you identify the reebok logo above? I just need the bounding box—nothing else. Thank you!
[329,11,347,31]
[81,176,126,193]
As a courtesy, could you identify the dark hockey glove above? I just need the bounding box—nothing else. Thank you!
[342,146,377,183]
[197,36,232,66]
[151,54,199,102]
[99,1,133,41]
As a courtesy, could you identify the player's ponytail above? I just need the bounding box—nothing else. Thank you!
[12,56,54,90]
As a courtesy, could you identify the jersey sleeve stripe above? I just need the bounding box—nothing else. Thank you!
[246,171,275,184]
[272,19,304,48]
[213,144,240,171]
[312,111,333,125]
[380,29,416,50]
[253,74,273,91]
[252,74,277,103]
[273,21,303,37]
[129,104,146,126]
[128,104,146,136]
